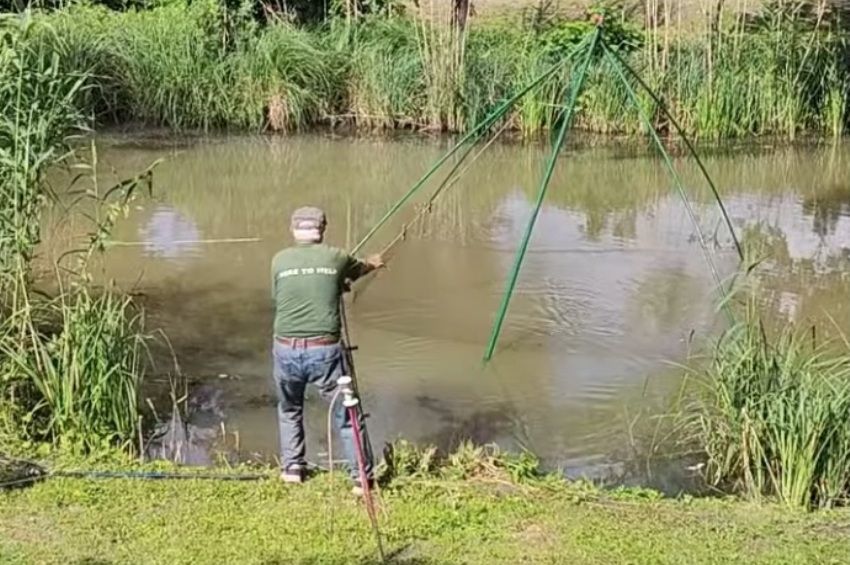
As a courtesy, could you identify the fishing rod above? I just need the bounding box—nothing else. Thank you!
[349,120,513,301]
[323,126,517,558]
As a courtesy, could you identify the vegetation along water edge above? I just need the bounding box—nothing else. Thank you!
[5,0,850,138]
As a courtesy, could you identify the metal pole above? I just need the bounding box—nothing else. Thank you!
[483,27,602,362]
[339,376,385,562]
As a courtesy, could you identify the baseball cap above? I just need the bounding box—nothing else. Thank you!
[290,206,327,231]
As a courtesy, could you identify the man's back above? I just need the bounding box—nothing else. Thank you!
[271,243,361,339]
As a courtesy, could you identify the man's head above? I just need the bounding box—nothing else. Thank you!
[291,206,327,244]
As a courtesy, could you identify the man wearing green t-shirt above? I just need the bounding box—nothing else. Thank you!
[271,206,383,494]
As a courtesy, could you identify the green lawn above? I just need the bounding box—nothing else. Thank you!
[1,474,849,564]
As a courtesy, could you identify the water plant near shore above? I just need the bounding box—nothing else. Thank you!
[690,283,850,509]
[1,14,151,454]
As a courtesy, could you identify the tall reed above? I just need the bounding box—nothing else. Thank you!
[0,13,150,454]
[415,0,469,131]
[0,13,88,283]
[0,289,145,452]
[335,17,424,129]
[689,287,850,509]
[32,1,850,139]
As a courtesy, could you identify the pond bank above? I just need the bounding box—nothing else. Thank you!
[2,471,849,564]
[30,1,850,140]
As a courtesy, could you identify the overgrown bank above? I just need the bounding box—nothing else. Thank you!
[0,14,152,455]
[22,0,850,139]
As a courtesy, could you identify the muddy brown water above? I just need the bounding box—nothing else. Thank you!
[71,133,850,488]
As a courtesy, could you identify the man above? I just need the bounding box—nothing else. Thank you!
[270,206,383,494]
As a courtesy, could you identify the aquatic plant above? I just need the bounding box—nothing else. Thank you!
[378,439,543,485]
[0,289,146,452]
[689,285,850,509]
[0,13,89,281]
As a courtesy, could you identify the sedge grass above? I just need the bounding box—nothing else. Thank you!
[689,289,850,509]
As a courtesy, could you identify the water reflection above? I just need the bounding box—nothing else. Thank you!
[802,183,850,239]
[138,205,202,259]
[77,134,850,482]
[741,222,850,337]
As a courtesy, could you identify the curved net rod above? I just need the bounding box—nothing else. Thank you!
[483,27,602,362]
[600,40,733,318]
[351,32,596,256]
[602,41,743,262]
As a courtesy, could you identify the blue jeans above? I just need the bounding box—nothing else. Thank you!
[272,339,373,481]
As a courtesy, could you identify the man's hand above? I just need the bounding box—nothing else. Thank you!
[365,254,385,271]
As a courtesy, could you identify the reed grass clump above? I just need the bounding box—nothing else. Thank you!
[0,289,145,452]
[0,13,149,455]
[690,296,850,509]
[332,17,425,129]
[0,13,89,280]
[45,0,341,131]
[379,439,544,485]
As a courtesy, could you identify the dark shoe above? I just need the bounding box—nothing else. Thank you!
[280,465,304,484]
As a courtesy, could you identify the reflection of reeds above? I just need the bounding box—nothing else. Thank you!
[94,136,850,256]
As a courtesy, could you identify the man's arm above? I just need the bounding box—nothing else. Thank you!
[344,253,384,283]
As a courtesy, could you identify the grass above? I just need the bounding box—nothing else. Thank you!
[1,469,849,564]
[0,13,89,280]
[0,288,146,453]
[688,273,850,510]
[0,13,153,455]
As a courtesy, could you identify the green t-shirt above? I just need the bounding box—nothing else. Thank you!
[271,243,368,338]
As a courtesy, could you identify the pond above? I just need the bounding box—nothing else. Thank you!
[83,133,850,489]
